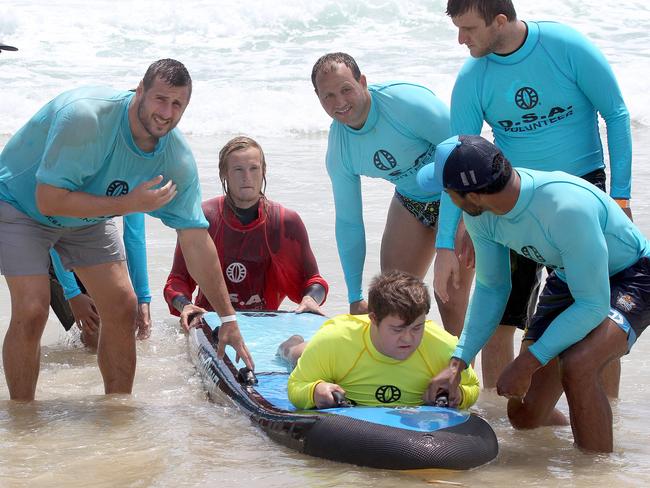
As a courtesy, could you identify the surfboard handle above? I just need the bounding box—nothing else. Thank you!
[434,393,449,408]
[332,391,355,408]
[237,367,258,386]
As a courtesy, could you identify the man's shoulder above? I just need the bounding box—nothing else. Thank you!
[315,314,367,339]
[42,87,130,146]
[267,199,304,223]
[422,320,456,344]
[535,20,581,37]
[535,20,591,50]
[369,81,438,104]
[53,86,130,113]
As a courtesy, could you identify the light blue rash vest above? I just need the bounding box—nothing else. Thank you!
[455,169,648,366]
[50,212,151,303]
[326,82,451,303]
[0,86,208,230]
[437,21,632,249]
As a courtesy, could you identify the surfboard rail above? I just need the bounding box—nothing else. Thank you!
[188,311,499,470]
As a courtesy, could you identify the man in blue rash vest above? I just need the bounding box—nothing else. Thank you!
[418,135,650,453]
[434,0,633,390]
[50,213,152,348]
[311,52,473,335]
[0,59,253,401]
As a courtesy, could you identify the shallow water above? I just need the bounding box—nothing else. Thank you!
[1,1,650,486]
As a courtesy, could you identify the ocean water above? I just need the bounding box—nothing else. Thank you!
[1,1,650,486]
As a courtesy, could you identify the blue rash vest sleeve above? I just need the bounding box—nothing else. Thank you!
[453,223,511,364]
[123,213,151,304]
[435,63,486,249]
[560,27,632,199]
[436,193,463,250]
[326,141,366,304]
[49,249,82,300]
[527,206,611,365]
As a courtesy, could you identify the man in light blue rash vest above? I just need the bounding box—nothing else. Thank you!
[311,52,473,335]
[49,213,152,348]
[435,0,633,391]
[0,59,253,401]
[418,135,650,453]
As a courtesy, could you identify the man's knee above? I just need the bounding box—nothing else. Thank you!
[560,347,600,390]
[507,399,539,429]
[9,300,50,339]
[102,289,137,330]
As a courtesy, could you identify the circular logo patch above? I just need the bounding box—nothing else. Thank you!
[226,262,247,283]
[106,180,129,196]
[375,385,401,404]
[514,87,539,110]
[373,150,397,171]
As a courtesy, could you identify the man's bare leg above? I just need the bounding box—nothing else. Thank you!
[481,325,516,389]
[2,275,51,400]
[600,358,620,399]
[507,341,568,428]
[560,319,628,452]
[75,261,137,394]
[380,196,473,336]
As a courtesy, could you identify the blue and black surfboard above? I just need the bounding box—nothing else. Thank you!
[188,311,498,470]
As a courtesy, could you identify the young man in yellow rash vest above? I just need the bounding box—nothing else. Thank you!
[287,270,479,409]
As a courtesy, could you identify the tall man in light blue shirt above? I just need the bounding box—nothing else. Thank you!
[436,0,632,390]
[419,135,650,452]
[0,59,253,400]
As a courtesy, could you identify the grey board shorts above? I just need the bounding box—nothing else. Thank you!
[0,200,125,276]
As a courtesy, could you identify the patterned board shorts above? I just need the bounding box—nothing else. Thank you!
[394,191,440,228]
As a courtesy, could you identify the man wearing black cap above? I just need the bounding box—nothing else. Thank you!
[418,135,650,452]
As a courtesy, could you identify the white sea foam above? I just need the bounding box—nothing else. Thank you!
[1,0,648,136]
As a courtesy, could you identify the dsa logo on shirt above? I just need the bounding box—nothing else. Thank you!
[514,87,539,110]
[498,86,574,132]
[375,385,401,403]
[106,180,129,196]
[226,262,247,283]
[373,150,397,171]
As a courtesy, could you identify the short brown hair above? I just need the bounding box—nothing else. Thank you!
[368,270,431,325]
[142,58,192,97]
[446,0,517,24]
[311,52,361,92]
[218,136,267,208]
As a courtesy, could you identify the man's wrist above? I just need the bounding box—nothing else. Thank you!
[173,295,192,313]
[449,356,467,372]
[219,314,237,324]
[519,349,543,372]
[614,198,630,209]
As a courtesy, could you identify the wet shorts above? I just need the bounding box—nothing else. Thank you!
[524,256,650,352]
[0,200,125,276]
[500,168,607,329]
[394,191,440,228]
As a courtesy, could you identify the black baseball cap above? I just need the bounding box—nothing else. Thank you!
[0,44,18,53]
[417,135,505,193]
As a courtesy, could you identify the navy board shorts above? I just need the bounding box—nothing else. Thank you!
[501,168,607,329]
[524,256,650,352]
[395,190,440,228]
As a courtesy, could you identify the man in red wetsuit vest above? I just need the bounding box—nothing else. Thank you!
[164,136,328,330]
